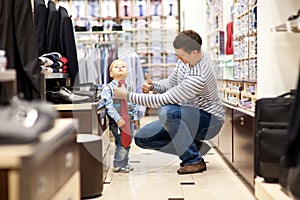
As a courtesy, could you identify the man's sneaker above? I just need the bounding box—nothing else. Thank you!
[126,164,134,171]
[112,166,130,173]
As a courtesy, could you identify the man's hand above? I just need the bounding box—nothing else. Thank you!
[142,73,153,93]
[114,83,127,99]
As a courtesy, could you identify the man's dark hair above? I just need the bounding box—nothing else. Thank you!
[173,30,202,53]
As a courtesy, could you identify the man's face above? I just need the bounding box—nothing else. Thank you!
[175,48,191,65]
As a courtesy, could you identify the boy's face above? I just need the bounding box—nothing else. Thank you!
[110,60,128,79]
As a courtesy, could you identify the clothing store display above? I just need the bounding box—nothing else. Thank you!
[254,91,295,182]
[46,87,93,104]
[75,25,88,32]
[87,0,100,18]
[72,0,85,18]
[169,4,173,16]
[152,0,161,16]
[0,96,58,144]
[77,44,117,85]
[112,24,123,31]
[119,80,131,148]
[0,0,41,100]
[46,0,60,53]
[69,82,98,98]
[58,6,79,85]
[34,0,48,56]
[226,21,234,55]
[92,25,104,31]
[101,0,116,18]
[119,0,132,17]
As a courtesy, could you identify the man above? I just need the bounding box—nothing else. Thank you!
[114,30,224,174]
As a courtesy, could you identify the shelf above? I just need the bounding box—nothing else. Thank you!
[44,73,69,79]
[272,20,300,33]
[74,30,125,35]
[255,177,292,200]
[0,69,16,82]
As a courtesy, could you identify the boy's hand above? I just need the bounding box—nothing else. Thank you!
[142,73,153,93]
[117,118,125,127]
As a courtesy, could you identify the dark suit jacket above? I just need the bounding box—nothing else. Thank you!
[58,6,79,85]
[46,0,59,53]
[34,0,48,56]
[0,0,41,100]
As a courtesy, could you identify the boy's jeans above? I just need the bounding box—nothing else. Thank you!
[110,120,134,168]
[134,104,223,166]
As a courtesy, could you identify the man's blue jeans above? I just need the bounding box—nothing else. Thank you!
[134,104,223,166]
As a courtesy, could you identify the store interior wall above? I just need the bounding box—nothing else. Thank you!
[257,0,300,98]
[182,0,300,98]
[179,0,207,49]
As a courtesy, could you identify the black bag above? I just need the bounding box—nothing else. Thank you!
[254,91,295,183]
[280,74,300,198]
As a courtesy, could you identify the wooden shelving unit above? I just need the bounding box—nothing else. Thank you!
[0,69,17,104]
[66,0,180,81]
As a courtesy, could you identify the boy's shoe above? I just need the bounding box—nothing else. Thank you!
[112,166,130,173]
[126,164,134,171]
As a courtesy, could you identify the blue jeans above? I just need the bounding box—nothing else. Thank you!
[110,119,134,168]
[134,104,223,166]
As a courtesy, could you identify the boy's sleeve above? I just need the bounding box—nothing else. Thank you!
[100,85,122,123]
[132,103,138,121]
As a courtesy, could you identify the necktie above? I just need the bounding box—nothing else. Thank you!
[118,80,131,148]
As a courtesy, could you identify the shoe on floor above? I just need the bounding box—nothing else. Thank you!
[113,166,130,173]
[177,160,207,175]
[126,164,134,171]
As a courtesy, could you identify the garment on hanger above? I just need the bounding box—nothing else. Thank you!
[0,0,41,100]
[34,0,48,56]
[77,44,117,85]
[58,6,79,85]
[46,0,59,53]
[226,21,234,55]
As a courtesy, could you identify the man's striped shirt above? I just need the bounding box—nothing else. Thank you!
[127,51,224,122]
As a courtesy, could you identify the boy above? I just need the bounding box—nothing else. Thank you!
[98,59,136,173]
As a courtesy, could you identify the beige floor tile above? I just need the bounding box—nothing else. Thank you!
[91,116,255,200]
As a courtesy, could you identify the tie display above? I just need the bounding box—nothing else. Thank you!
[118,80,131,148]
[124,5,128,17]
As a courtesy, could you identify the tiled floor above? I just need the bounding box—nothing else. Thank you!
[92,116,256,200]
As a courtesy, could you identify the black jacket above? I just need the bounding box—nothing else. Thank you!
[58,6,79,85]
[0,0,41,100]
[34,0,48,56]
[46,0,59,53]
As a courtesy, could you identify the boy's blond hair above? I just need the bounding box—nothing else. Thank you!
[109,59,127,72]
